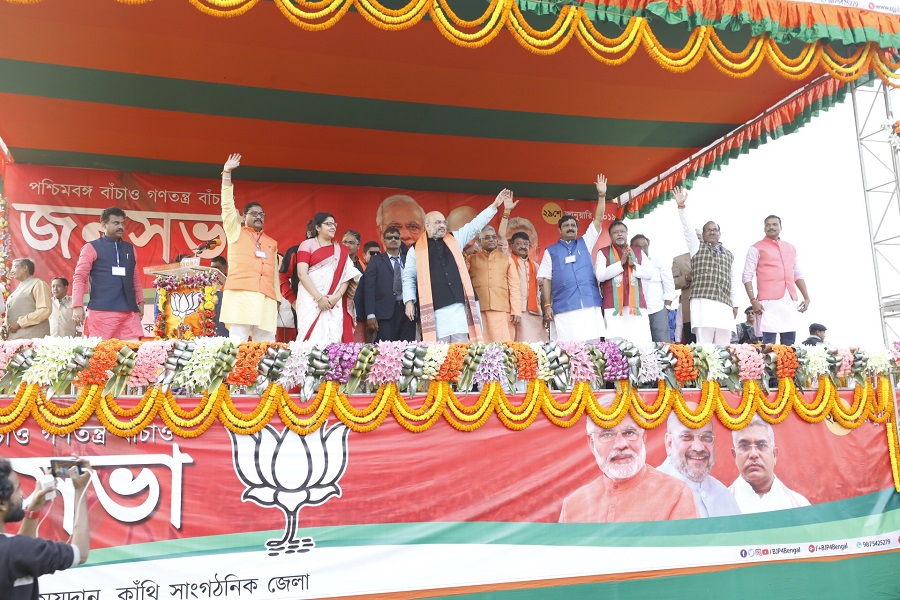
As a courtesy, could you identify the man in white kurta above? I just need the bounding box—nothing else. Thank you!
[742,215,810,346]
[594,220,652,344]
[631,235,676,343]
[728,416,810,514]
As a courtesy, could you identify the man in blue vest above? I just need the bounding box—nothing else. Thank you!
[71,207,145,340]
[538,174,609,342]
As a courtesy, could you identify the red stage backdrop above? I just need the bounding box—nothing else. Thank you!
[2,164,620,291]
[5,389,900,599]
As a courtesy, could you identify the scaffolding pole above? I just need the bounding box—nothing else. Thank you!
[851,80,900,347]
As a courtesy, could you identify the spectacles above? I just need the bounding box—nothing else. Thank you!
[481,234,498,240]
[322,221,337,228]
[246,211,266,218]
[384,235,401,241]
[591,428,641,444]
[678,432,715,445]
[367,251,381,256]
[735,440,771,454]
[703,227,720,233]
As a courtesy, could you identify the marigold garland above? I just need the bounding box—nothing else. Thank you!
[74,340,135,387]
[95,387,161,437]
[436,343,468,382]
[392,381,447,433]
[219,384,278,434]
[333,384,392,432]
[32,384,100,435]
[225,342,269,386]
[584,383,629,429]
[444,383,497,431]
[671,344,698,384]
[0,383,32,431]
[772,345,799,379]
[495,379,542,431]
[277,381,335,435]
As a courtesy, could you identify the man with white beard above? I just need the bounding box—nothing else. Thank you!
[559,397,698,523]
[657,409,741,517]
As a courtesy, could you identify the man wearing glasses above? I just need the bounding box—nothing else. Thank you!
[559,399,698,523]
[657,408,740,517]
[218,153,280,342]
[362,228,415,342]
[728,416,809,513]
[674,187,740,344]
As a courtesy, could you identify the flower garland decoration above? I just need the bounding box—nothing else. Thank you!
[557,341,595,383]
[836,347,855,380]
[74,339,132,387]
[0,195,9,314]
[0,340,33,380]
[530,342,552,381]
[670,343,698,385]
[866,346,892,376]
[770,345,799,379]
[325,342,362,385]
[253,344,291,395]
[473,343,506,387]
[225,341,269,386]
[799,344,833,384]
[458,343,486,393]
[730,344,765,382]
[636,344,666,385]
[276,341,314,392]
[693,344,729,383]
[398,344,427,393]
[22,338,97,389]
[158,340,194,390]
[848,348,869,386]
[127,340,175,388]
[154,270,222,292]
[366,341,405,388]
[198,285,219,338]
[422,344,450,381]
[154,290,168,339]
[437,343,468,383]
[597,341,628,381]
[172,337,231,393]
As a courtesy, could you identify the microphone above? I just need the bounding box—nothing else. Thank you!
[194,237,221,256]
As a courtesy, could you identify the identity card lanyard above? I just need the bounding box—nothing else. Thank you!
[112,241,127,277]
[254,231,267,259]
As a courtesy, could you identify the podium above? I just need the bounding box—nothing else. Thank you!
[144,258,226,339]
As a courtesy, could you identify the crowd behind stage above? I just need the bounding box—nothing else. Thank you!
[2,153,828,349]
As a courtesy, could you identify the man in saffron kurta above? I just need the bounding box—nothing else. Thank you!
[595,220,652,344]
[402,190,510,342]
[539,174,610,342]
[742,216,810,346]
[509,232,546,343]
[560,409,698,523]
[71,207,145,340]
[219,154,280,342]
[466,197,521,342]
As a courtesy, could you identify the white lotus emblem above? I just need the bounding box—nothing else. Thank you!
[169,292,201,320]
[229,422,350,554]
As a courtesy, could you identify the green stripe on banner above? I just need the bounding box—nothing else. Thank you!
[447,551,900,599]
[83,489,900,566]
[0,59,735,148]
[6,148,630,200]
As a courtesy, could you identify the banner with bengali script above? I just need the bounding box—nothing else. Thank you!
[1,163,621,292]
[6,388,900,599]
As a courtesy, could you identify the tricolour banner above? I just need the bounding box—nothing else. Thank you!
[6,388,900,599]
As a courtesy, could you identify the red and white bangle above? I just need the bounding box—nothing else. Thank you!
[24,508,44,520]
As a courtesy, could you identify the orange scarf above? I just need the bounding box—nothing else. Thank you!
[414,233,483,342]
[512,256,540,314]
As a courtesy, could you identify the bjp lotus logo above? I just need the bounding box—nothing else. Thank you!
[229,422,350,555]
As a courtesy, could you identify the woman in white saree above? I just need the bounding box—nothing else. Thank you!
[294,213,361,343]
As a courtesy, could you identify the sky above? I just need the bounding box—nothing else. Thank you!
[623,86,899,349]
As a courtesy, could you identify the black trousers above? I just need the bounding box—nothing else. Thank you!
[375,300,416,342]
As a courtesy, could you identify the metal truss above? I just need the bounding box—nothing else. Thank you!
[852,80,900,346]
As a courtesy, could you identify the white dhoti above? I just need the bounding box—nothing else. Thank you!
[516,312,547,343]
[604,311,651,344]
[758,292,798,333]
[690,298,734,332]
[551,306,605,342]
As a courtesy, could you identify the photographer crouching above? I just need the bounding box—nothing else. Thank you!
[0,455,92,599]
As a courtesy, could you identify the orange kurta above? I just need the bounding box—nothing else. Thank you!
[559,465,699,523]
